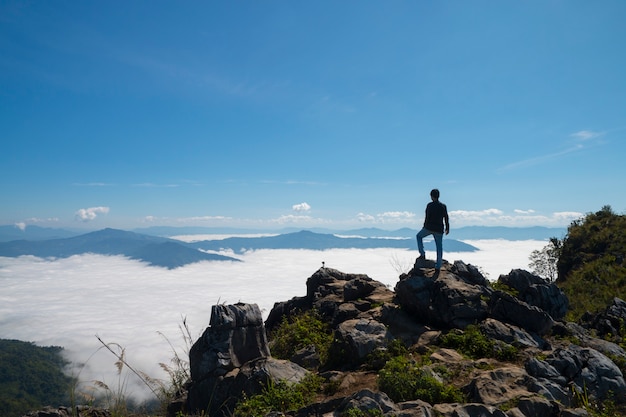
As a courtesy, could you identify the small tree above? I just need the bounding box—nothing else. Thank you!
[528,237,561,282]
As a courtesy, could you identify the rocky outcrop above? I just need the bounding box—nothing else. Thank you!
[185,303,308,416]
[170,261,625,417]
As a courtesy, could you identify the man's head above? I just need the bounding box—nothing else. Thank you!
[430,189,440,200]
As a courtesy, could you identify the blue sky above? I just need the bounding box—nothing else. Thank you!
[2,1,625,231]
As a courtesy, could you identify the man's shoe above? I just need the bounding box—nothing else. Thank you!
[417,254,425,260]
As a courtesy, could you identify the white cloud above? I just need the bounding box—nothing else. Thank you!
[273,214,314,224]
[514,209,535,215]
[75,206,110,222]
[292,202,311,212]
[356,211,416,224]
[450,209,504,221]
[553,211,584,222]
[449,208,581,227]
[378,211,416,221]
[15,222,26,231]
[357,213,375,222]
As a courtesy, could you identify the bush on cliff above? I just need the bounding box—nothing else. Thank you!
[269,309,333,365]
[377,355,465,404]
[556,205,626,321]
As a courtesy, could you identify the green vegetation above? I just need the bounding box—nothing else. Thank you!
[234,374,323,417]
[377,355,465,404]
[0,339,74,417]
[439,325,518,362]
[556,206,626,321]
[269,309,333,365]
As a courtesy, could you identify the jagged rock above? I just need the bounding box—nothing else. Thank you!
[265,268,394,331]
[451,260,490,286]
[395,265,492,329]
[489,291,555,335]
[173,266,626,417]
[329,318,390,367]
[527,345,626,404]
[498,269,569,319]
[552,321,626,360]
[511,396,561,417]
[395,399,434,417]
[189,303,270,379]
[432,403,507,417]
[186,303,308,416]
[290,344,321,369]
[337,389,399,416]
[561,409,591,417]
[464,366,540,406]
[23,407,110,417]
[581,297,626,339]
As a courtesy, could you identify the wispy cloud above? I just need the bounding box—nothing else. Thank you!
[497,145,584,173]
[570,130,604,141]
[497,129,607,173]
[72,182,115,187]
[132,183,180,188]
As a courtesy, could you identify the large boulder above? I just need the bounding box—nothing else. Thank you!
[329,318,391,368]
[395,263,492,329]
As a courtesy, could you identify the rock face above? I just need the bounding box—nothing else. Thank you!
[170,262,626,417]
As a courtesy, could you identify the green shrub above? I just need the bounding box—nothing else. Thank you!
[234,374,322,416]
[377,356,465,404]
[439,325,518,361]
[269,309,333,364]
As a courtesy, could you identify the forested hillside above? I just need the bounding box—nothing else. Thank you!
[0,339,73,417]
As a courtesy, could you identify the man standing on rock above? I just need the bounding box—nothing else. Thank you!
[416,189,450,273]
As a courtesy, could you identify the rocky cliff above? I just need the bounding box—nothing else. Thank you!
[177,257,626,417]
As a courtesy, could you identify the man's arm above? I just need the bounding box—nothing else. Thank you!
[444,210,450,235]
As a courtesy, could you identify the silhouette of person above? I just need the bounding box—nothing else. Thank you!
[416,189,450,272]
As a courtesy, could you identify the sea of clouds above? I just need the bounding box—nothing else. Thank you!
[0,239,546,404]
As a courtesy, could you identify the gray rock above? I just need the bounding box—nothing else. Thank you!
[480,318,548,349]
[489,291,555,335]
[498,269,568,319]
[433,403,507,417]
[330,318,390,366]
[337,389,399,416]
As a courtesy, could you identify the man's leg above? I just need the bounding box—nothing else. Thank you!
[433,232,443,269]
[416,228,430,258]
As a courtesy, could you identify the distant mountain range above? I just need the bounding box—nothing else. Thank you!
[0,227,483,268]
[0,225,566,242]
[0,228,239,269]
[186,230,478,254]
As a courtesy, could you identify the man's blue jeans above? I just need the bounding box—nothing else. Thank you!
[416,228,444,269]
